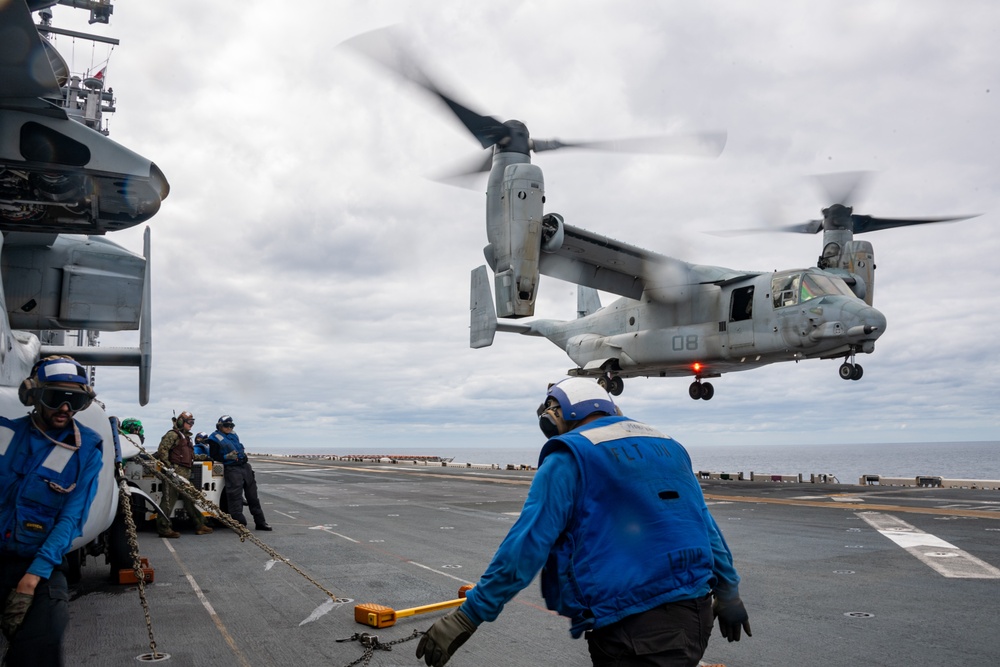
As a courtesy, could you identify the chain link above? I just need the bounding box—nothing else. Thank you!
[115,471,164,658]
[123,436,345,602]
[335,630,423,667]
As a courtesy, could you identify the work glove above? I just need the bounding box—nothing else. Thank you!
[225,450,239,462]
[713,596,751,642]
[416,608,476,667]
[1,591,33,641]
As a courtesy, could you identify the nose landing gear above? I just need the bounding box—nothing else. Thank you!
[839,355,864,381]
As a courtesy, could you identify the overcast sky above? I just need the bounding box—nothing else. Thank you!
[44,1,999,453]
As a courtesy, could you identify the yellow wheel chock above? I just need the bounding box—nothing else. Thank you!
[354,585,473,628]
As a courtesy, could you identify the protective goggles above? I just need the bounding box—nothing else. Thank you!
[38,386,94,412]
[220,422,235,428]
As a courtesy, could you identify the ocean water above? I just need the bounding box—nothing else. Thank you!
[267,441,1000,486]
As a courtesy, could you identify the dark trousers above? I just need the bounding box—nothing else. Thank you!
[1,558,68,667]
[586,595,714,667]
[223,462,266,526]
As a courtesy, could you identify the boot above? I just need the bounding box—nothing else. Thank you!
[158,529,180,539]
[255,523,273,531]
[195,525,214,535]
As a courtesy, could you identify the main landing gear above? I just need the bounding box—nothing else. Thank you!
[597,374,624,396]
[689,380,714,401]
[839,355,864,381]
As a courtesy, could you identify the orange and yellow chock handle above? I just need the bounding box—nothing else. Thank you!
[354,585,473,628]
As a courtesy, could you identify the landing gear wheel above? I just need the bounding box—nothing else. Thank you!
[597,376,610,392]
[608,376,624,396]
[851,364,864,381]
[839,362,855,380]
[700,382,715,400]
[689,382,703,400]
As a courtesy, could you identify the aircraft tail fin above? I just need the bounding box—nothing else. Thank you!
[471,265,497,348]
[577,286,602,318]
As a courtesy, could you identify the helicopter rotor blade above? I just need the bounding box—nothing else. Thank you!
[341,27,510,149]
[533,132,727,158]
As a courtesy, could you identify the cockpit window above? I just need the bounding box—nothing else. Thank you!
[772,271,853,308]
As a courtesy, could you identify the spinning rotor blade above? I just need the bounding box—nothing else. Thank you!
[532,132,727,158]
[431,149,494,187]
[850,214,978,234]
[713,170,978,237]
[341,27,510,149]
[813,171,871,207]
[343,27,727,165]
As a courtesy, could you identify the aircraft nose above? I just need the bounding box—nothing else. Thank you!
[846,303,886,340]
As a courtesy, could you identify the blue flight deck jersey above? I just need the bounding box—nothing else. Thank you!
[0,415,103,579]
[210,429,247,463]
[461,416,741,638]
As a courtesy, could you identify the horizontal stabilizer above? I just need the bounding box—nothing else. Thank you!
[471,266,497,348]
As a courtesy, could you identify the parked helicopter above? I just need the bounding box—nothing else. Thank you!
[346,29,975,400]
[0,0,167,573]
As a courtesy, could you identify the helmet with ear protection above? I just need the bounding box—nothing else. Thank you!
[18,356,95,407]
[537,377,617,437]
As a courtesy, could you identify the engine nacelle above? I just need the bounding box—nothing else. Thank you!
[492,163,545,318]
[818,237,875,305]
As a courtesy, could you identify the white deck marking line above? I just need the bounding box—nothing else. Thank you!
[316,527,359,543]
[857,512,1000,579]
[163,540,252,667]
[407,560,475,585]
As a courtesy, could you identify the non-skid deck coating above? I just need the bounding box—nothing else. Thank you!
[51,457,1000,666]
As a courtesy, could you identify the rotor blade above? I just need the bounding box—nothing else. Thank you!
[813,171,872,206]
[779,219,825,234]
[533,132,727,158]
[707,219,823,237]
[340,27,509,148]
[430,149,494,188]
[852,214,980,234]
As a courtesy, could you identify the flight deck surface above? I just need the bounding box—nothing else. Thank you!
[59,457,1000,666]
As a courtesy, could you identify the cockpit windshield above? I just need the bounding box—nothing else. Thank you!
[771,271,854,308]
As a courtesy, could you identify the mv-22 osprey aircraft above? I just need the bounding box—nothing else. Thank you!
[1,0,168,572]
[347,30,974,400]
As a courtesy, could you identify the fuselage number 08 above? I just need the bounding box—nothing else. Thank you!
[672,335,699,351]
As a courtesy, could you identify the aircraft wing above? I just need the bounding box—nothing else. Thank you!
[539,222,698,299]
[0,1,63,102]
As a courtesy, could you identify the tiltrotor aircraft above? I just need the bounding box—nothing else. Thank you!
[1,0,167,572]
[346,30,974,400]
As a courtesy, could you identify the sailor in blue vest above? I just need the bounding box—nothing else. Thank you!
[0,356,103,667]
[417,378,751,667]
[209,415,271,531]
[193,432,211,459]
